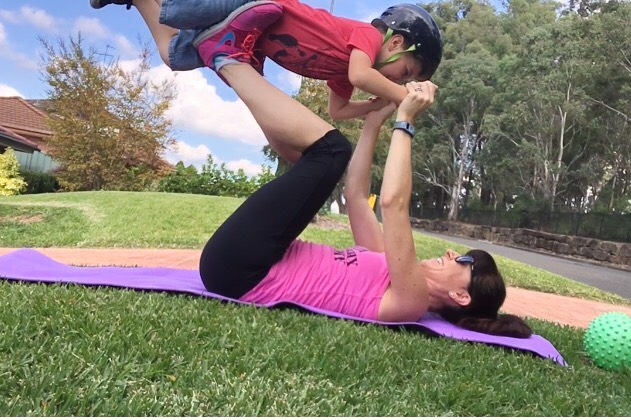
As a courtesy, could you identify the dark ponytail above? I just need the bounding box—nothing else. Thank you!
[438,250,533,339]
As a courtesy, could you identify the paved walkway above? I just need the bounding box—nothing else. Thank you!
[2,247,630,329]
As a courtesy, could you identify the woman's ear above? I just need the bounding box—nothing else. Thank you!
[448,289,471,307]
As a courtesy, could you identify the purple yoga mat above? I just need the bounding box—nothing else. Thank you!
[0,248,567,366]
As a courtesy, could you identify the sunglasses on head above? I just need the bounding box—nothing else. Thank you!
[455,255,475,268]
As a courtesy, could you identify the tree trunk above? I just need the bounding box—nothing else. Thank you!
[551,104,567,212]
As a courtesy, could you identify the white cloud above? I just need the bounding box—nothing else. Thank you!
[225,159,263,177]
[1,7,136,59]
[274,70,303,95]
[19,6,58,32]
[357,7,382,24]
[165,140,263,176]
[118,58,142,73]
[164,140,212,168]
[0,7,59,33]
[0,21,38,71]
[117,61,268,176]
[5,50,38,71]
[73,17,109,39]
[264,60,302,95]
[0,10,20,25]
[113,34,138,58]
[0,84,22,97]
[72,17,138,59]
[361,13,380,25]
[144,64,266,147]
[0,21,6,44]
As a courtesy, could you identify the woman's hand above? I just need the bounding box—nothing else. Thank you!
[365,100,396,126]
[396,81,438,123]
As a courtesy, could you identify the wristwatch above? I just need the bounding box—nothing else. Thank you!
[392,121,415,138]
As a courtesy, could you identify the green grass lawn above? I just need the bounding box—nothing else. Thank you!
[1,192,630,416]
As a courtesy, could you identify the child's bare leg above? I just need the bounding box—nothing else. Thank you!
[218,63,335,163]
[132,0,177,66]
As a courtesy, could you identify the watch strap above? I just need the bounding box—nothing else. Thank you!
[392,121,415,137]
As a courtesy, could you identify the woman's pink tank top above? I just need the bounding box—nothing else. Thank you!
[241,240,391,320]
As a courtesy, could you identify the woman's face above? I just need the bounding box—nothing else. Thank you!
[421,249,473,291]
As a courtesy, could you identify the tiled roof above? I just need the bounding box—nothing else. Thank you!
[0,96,52,136]
[26,99,56,113]
[0,124,41,152]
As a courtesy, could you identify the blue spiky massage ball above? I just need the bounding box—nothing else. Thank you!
[583,312,631,371]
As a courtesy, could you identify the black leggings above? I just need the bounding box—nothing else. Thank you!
[199,129,352,298]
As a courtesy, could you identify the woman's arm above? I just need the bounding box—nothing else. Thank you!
[378,81,438,322]
[345,102,396,252]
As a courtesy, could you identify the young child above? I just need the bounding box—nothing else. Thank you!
[91,0,443,120]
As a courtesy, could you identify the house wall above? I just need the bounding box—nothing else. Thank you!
[15,150,57,173]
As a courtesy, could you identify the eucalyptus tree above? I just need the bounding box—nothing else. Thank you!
[500,0,560,43]
[579,2,631,211]
[486,13,594,212]
[416,0,505,220]
[418,45,500,220]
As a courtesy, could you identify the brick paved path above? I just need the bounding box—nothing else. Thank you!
[2,248,630,329]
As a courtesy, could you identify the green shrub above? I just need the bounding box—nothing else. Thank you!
[157,162,203,194]
[0,148,27,196]
[158,159,276,198]
[20,170,59,194]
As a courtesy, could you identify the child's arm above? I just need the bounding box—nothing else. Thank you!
[348,49,409,105]
[328,92,390,121]
[328,49,411,120]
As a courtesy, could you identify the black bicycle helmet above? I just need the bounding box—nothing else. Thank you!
[372,4,443,80]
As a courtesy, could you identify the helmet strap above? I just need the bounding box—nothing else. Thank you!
[376,28,418,69]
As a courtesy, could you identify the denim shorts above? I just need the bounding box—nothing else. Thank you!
[161,0,255,70]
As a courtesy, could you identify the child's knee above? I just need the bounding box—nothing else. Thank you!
[159,50,171,67]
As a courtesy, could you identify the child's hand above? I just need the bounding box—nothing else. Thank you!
[365,101,396,126]
[396,81,438,122]
[367,96,390,112]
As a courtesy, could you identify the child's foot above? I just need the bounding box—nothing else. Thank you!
[194,1,282,74]
[90,0,133,10]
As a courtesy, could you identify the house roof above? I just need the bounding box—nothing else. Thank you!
[0,96,53,137]
[0,124,41,153]
[26,99,55,112]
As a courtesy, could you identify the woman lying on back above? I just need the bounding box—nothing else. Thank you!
[198,61,532,338]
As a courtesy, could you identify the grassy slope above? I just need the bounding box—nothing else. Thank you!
[1,191,628,305]
[0,192,630,416]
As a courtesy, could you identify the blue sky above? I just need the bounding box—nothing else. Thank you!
[0,0,398,175]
